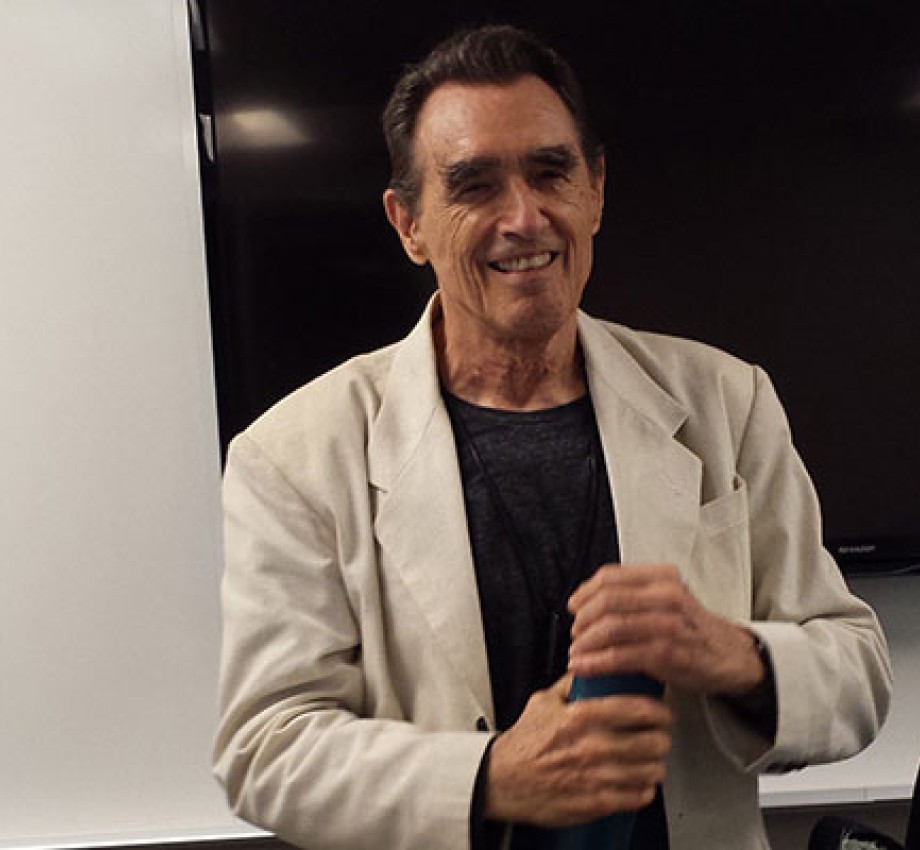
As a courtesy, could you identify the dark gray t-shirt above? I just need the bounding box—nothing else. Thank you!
[445,392,618,729]
[444,392,667,850]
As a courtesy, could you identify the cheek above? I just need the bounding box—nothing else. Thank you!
[556,185,599,228]
[444,209,469,248]
[565,181,603,229]
[421,216,488,300]
[442,212,486,272]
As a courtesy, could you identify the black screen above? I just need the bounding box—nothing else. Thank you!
[193,0,920,574]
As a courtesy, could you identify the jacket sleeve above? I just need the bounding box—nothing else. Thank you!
[213,433,491,850]
[704,365,892,772]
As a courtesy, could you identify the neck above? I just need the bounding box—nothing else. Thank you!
[434,311,586,412]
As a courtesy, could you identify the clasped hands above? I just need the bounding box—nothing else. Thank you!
[484,563,766,826]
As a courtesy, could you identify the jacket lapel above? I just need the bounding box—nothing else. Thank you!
[367,305,494,724]
[364,307,704,727]
[579,314,703,575]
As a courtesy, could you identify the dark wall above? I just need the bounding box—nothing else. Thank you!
[194,0,920,570]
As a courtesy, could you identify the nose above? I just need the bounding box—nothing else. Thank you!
[498,177,548,239]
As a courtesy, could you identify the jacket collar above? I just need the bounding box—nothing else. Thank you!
[578,312,702,567]
[367,298,495,720]
[367,300,702,723]
[368,300,694,487]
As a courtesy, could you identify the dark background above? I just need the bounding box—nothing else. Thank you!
[192,0,920,573]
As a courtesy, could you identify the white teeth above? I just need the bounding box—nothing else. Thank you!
[493,252,554,272]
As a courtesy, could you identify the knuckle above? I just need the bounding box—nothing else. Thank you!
[655,730,673,756]
[637,783,659,808]
[560,702,591,735]
[598,564,619,581]
[573,697,608,726]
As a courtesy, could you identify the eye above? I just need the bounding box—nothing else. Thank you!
[452,181,494,203]
[533,168,569,189]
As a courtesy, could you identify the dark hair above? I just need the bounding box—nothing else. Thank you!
[382,24,604,211]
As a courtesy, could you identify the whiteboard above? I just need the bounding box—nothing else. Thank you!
[0,1,252,845]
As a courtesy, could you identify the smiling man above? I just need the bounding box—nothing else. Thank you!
[383,75,603,411]
[214,25,891,850]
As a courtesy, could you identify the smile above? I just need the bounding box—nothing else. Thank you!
[488,251,557,273]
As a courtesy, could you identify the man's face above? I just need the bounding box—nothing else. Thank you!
[385,75,604,348]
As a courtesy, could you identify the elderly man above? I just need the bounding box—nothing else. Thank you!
[214,24,891,850]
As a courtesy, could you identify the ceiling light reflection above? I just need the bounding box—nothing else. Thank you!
[224,108,311,148]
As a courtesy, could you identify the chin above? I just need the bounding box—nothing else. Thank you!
[493,299,577,345]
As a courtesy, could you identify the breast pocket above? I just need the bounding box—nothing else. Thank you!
[688,475,752,619]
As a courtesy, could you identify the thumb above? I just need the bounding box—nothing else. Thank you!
[550,671,575,701]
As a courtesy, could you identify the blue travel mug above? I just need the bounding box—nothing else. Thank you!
[553,674,664,850]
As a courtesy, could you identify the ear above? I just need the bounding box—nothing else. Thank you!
[383,188,428,265]
[589,155,606,235]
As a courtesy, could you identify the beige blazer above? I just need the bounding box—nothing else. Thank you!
[214,302,891,850]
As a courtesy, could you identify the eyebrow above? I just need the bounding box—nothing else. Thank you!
[529,144,579,171]
[439,144,580,197]
[440,156,501,197]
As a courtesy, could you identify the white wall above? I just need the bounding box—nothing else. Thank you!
[0,1,250,845]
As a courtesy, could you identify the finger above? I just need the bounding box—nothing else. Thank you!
[532,778,661,828]
[572,781,662,824]
[565,694,673,732]
[589,747,670,780]
[568,644,660,680]
[556,733,671,799]
[568,563,621,610]
[572,576,693,637]
[576,726,673,766]
[569,566,685,620]
[549,671,575,699]
[571,605,683,650]
[571,563,682,606]
[570,628,697,681]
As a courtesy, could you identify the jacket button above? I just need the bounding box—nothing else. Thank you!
[475,716,489,732]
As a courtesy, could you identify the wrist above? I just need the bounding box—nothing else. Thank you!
[725,631,777,736]
[725,628,769,696]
